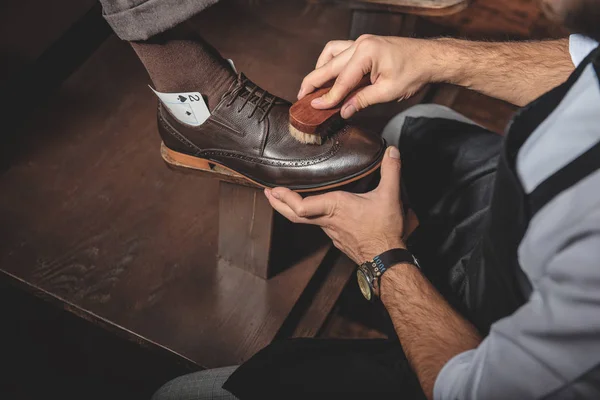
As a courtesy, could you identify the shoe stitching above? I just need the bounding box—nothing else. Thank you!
[159,112,345,165]
[158,112,346,167]
[158,113,200,152]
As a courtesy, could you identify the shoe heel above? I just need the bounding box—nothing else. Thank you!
[160,143,212,171]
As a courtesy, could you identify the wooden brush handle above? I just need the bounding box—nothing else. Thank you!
[289,77,369,135]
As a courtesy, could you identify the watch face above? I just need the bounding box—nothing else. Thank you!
[357,269,372,301]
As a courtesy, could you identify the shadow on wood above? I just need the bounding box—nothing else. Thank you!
[1,272,198,400]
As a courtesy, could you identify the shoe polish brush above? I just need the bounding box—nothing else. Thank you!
[289,77,369,145]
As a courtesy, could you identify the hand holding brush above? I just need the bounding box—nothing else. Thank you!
[289,36,433,144]
[289,77,369,145]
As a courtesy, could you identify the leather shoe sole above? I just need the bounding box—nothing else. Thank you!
[160,142,383,192]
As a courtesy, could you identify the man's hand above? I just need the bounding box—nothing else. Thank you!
[267,146,482,400]
[265,146,405,264]
[299,36,573,110]
[298,36,436,119]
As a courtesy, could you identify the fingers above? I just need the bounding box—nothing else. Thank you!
[273,188,335,218]
[264,188,337,224]
[376,146,402,200]
[315,40,354,69]
[265,190,308,224]
[298,46,355,100]
[311,52,372,110]
[340,84,390,118]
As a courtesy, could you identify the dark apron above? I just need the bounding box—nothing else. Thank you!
[224,47,600,399]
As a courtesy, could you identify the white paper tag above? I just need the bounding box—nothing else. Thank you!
[150,87,211,127]
[227,59,237,73]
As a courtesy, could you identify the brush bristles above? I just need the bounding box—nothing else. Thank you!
[288,124,323,145]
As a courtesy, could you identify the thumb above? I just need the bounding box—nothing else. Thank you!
[376,146,402,199]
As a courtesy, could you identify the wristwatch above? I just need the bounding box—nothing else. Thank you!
[357,248,420,301]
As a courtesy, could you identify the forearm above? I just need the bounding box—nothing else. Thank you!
[380,264,481,400]
[426,38,573,106]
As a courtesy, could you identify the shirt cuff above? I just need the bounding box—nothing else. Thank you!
[433,350,477,400]
[569,34,599,67]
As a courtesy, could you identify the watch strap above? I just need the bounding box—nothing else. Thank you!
[373,248,418,276]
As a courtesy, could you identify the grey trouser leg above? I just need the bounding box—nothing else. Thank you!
[99,0,221,41]
[382,104,481,148]
[152,366,239,400]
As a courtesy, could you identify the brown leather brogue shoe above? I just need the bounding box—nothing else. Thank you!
[158,73,385,192]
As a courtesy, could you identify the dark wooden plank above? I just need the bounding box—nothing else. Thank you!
[292,254,356,338]
[424,0,553,39]
[0,0,96,85]
[2,269,199,366]
[218,183,275,279]
[319,273,396,339]
[217,182,331,281]
[529,10,569,39]
[0,35,331,368]
[431,83,461,107]
[450,88,517,134]
[1,274,197,400]
[430,83,516,135]
[313,0,471,17]
[1,4,111,171]
[350,10,406,39]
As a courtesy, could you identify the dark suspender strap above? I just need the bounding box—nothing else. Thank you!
[528,140,600,216]
[505,46,600,168]
[522,48,600,216]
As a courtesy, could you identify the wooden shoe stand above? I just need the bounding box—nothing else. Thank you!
[160,143,331,280]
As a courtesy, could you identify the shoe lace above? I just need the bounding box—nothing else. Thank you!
[224,73,282,122]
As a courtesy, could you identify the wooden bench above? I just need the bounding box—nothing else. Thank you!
[317,0,470,16]
[311,0,470,39]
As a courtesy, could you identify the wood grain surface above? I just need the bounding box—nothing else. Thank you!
[425,0,567,39]
[1,0,365,368]
[0,36,331,368]
[0,0,95,87]
[292,253,356,338]
[349,9,407,38]
[347,0,467,10]
[218,183,275,279]
[311,0,471,16]
[2,272,199,400]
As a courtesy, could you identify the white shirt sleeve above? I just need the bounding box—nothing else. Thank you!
[569,34,598,67]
